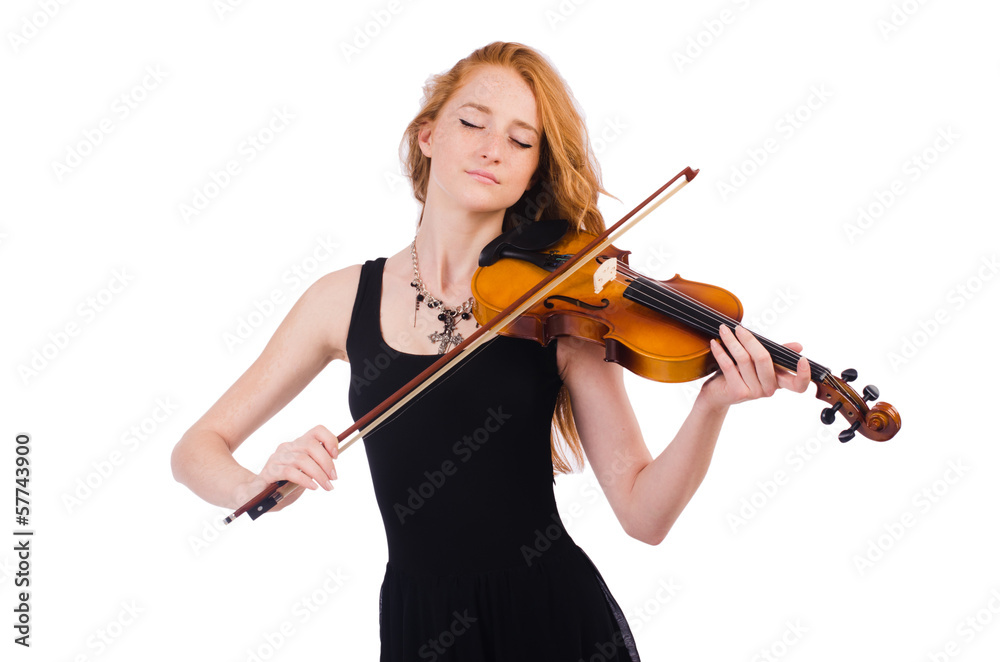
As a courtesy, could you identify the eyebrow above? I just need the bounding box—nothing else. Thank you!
[458,102,539,138]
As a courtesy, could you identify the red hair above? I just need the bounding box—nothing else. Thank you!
[399,42,614,475]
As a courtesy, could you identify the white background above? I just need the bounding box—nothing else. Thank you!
[2,0,999,660]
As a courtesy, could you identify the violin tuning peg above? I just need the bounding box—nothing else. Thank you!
[839,421,862,443]
[840,368,858,383]
[820,401,842,425]
[863,385,880,402]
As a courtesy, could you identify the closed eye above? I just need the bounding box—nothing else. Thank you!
[460,119,532,149]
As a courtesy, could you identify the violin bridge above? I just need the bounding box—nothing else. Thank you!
[593,257,617,294]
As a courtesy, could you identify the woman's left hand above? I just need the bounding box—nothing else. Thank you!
[700,324,811,408]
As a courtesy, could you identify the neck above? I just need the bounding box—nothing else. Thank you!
[413,203,505,304]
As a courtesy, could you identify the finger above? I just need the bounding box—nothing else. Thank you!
[735,325,777,396]
[295,455,335,491]
[710,336,748,400]
[263,442,311,489]
[292,442,335,489]
[776,343,811,393]
[776,354,811,393]
[272,442,334,491]
[719,325,760,397]
[303,441,338,483]
[794,355,811,392]
[268,462,321,491]
[310,424,339,461]
[303,426,339,481]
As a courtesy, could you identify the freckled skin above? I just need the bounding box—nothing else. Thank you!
[418,66,541,220]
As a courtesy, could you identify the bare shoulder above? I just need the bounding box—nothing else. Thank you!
[179,262,365,455]
[309,262,363,363]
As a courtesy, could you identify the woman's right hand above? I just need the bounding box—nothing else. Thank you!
[236,425,340,512]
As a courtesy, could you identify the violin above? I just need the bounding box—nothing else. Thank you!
[222,166,899,525]
[472,218,900,443]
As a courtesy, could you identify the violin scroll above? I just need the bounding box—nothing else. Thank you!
[814,370,900,442]
[473,217,901,445]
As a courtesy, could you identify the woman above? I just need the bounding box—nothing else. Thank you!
[171,41,810,660]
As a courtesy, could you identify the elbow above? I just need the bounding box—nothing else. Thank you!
[644,532,667,546]
[170,435,193,485]
[626,521,669,546]
[633,530,667,547]
[169,442,184,484]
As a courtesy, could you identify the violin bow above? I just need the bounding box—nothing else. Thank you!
[222,166,700,524]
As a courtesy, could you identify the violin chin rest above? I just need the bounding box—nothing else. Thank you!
[478,219,570,266]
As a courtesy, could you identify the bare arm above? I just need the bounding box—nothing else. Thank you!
[170,264,361,510]
[559,325,809,545]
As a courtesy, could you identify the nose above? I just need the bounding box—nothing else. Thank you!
[477,128,503,161]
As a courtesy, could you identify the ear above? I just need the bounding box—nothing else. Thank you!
[417,121,434,158]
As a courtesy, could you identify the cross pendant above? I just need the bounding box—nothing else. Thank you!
[429,314,464,354]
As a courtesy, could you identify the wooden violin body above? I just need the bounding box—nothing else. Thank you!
[223,168,899,526]
[472,230,742,383]
[471,220,901,443]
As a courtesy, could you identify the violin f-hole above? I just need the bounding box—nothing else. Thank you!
[543,295,611,311]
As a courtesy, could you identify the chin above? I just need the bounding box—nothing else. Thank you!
[458,193,518,216]
[434,179,523,217]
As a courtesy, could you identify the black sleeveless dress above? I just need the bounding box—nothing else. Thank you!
[346,257,641,661]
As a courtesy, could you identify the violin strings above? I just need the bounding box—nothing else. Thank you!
[618,267,852,398]
[621,282,830,384]
[611,264,787,354]
[615,264,801,360]
[624,275,814,375]
[605,261,830,381]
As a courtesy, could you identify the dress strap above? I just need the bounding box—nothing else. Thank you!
[346,257,387,364]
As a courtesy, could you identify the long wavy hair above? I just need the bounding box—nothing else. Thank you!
[399,41,613,476]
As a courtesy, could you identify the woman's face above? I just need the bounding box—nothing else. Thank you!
[419,65,541,217]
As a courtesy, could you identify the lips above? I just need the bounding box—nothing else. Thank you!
[467,169,498,184]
